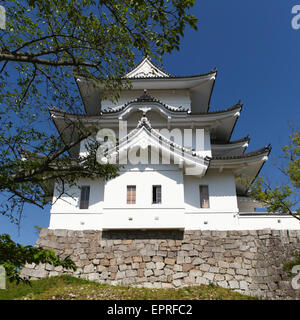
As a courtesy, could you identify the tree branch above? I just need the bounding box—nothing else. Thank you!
[0,52,100,68]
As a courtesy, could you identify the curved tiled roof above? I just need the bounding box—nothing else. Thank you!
[101,90,189,114]
[189,101,242,116]
[49,100,241,119]
[123,56,217,80]
[211,135,250,145]
[212,145,271,160]
[126,69,217,80]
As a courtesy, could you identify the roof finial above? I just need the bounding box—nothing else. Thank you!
[138,89,153,101]
[137,113,152,130]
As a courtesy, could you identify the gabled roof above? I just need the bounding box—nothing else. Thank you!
[124,56,172,78]
[101,115,210,177]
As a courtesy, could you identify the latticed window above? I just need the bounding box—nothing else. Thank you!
[80,186,90,209]
[152,185,162,204]
[127,185,136,204]
[199,185,209,208]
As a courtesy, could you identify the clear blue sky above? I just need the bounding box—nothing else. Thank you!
[0,0,299,246]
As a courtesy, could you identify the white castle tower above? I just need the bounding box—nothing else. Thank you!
[48,57,299,230]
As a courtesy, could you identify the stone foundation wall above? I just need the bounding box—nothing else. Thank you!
[20,228,300,299]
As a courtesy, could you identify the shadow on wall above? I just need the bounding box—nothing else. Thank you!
[102,229,184,240]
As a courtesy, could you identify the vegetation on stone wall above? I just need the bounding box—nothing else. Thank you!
[0,234,76,283]
[283,250,300,276]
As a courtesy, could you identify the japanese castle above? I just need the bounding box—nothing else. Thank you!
[49,57,299,230]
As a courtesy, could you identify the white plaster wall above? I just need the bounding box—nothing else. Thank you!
[104,164,184,209]
[49,212,300,230]
[49,179,104,230]
[237,215,300,230]
[50,179,105,214]
[49,179,105,229]
[194,129,211,157]
[48,167,300,230]
[184,213,300,230]
[49,164,186,230]
[49,213,102,230]
[100,209,185,230]
[184,213,239,230]
[184,171,238,213]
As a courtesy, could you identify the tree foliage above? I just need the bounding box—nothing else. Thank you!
[0,0,197,222]
[0,233,76,283]
[0,0,197,283]
[249,131,300,221]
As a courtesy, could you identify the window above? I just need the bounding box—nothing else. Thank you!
[199,185,209,208]
[152,185,162,204]
[80,186,90,209]
[127,185,136,204]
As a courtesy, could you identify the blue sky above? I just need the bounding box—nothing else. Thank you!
[0,0,299,246]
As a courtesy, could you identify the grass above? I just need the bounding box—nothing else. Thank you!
[0,275,257,300]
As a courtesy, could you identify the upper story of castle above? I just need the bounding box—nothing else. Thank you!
[75,56,218,115]
[51,56,244,151]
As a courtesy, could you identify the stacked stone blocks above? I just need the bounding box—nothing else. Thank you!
[20,229,300,299]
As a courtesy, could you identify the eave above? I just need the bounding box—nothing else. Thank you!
[209,146,271,195]
[49,109,85,158]
[76,71,216,90]
[50,102,241,145]
[75,76,102,116]
[211,136,250,157]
